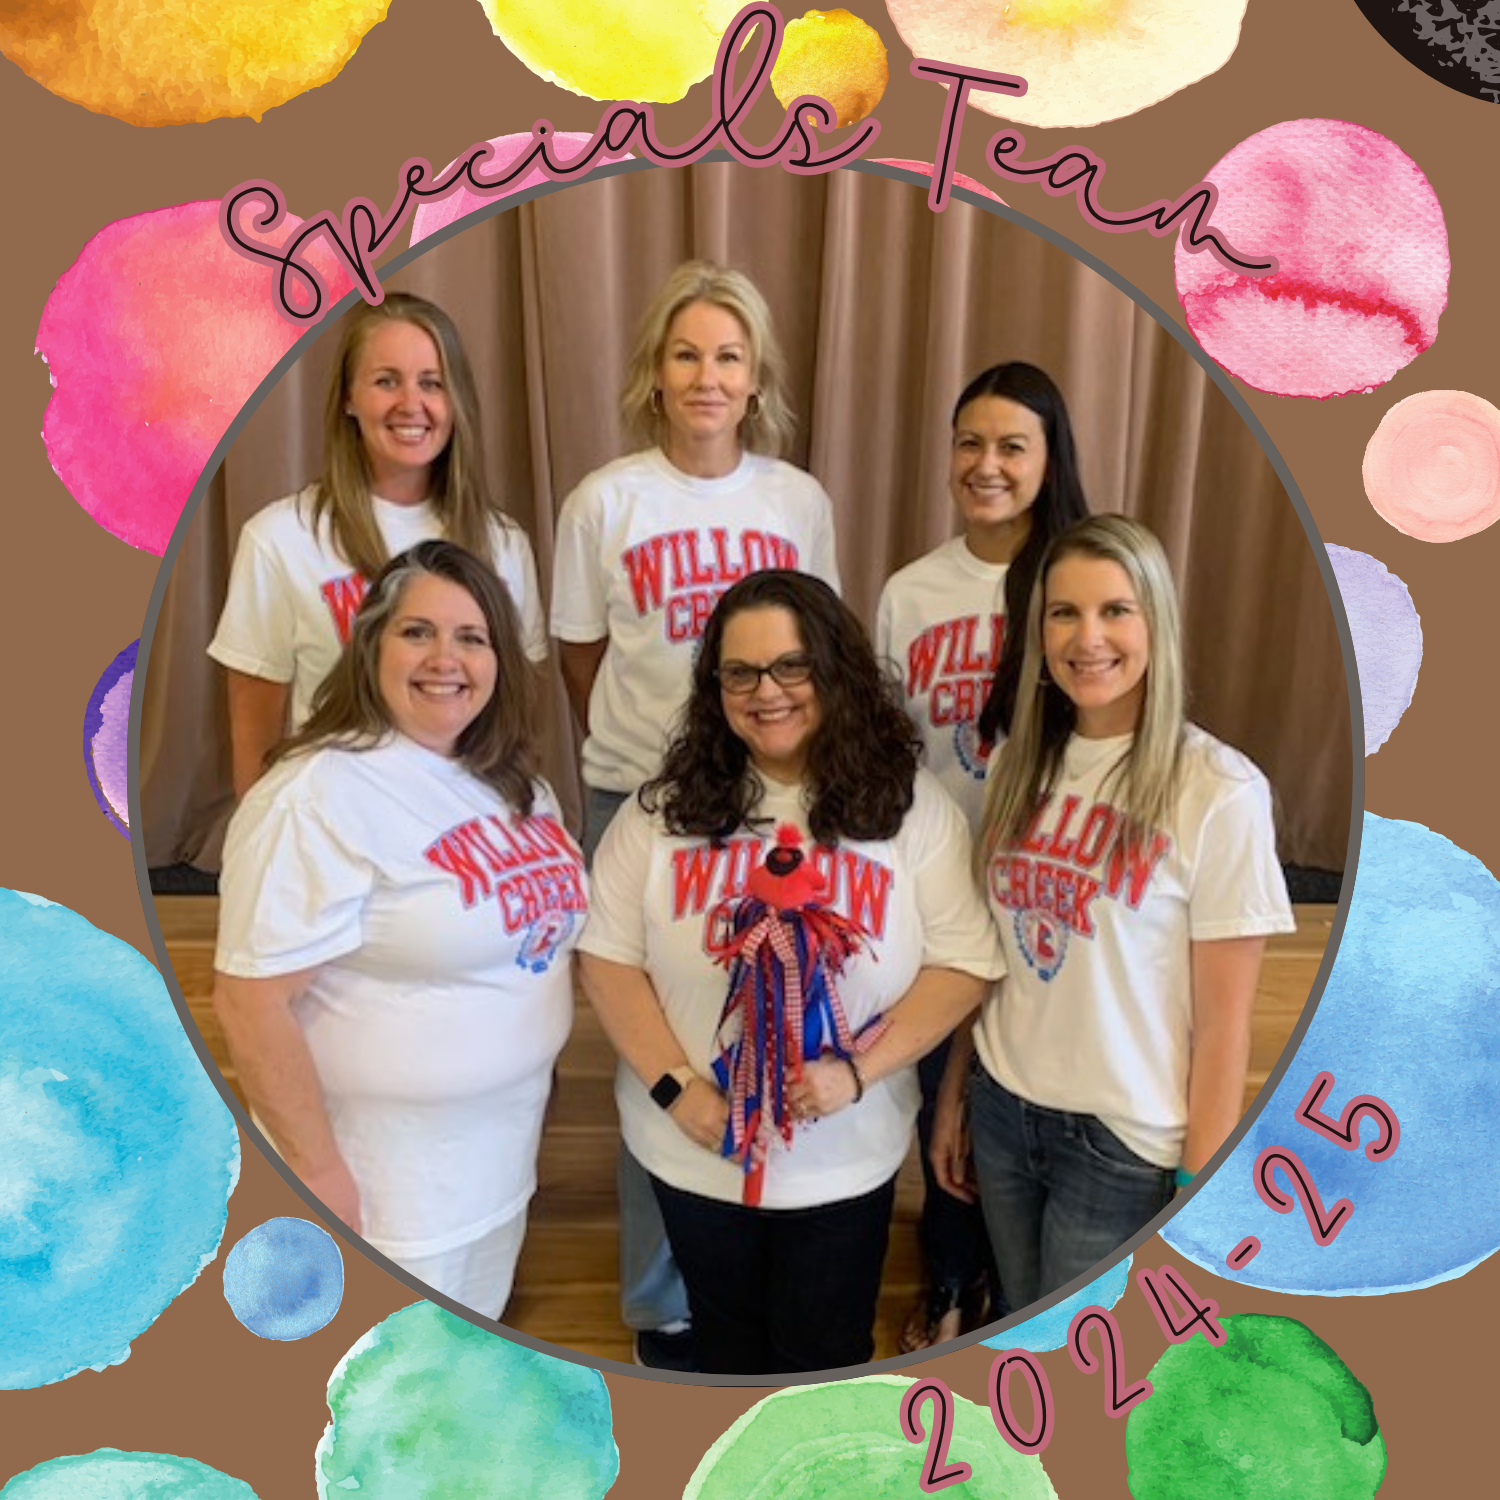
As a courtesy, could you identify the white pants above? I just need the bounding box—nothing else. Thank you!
[389,1211,528,1322]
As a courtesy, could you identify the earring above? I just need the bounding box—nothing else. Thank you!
[651,389,664,415]
[747,391,762,417]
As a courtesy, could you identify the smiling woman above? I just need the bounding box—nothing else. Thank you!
[211,540,586,1324]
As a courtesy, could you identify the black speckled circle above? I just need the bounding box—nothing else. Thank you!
[1354,1,1500,103]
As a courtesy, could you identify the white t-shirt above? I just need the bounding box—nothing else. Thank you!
[876,537,1008,833]
[209,487,548,730]
[974,726,1295,1167]
[550,449,841,793]
[580,770,1005,1208]
[215,735,586,1260]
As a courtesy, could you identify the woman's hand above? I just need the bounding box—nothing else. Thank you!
[786,1056,862,1122]
[931,1086,978,1204]
[669,1078,730,1153]
[302,1157,364,1236]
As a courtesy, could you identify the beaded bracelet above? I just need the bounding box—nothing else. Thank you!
[843,1056,865,1104]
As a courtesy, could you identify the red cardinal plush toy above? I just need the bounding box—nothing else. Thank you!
[711,825,884,1205]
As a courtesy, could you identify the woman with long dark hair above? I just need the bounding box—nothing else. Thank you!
[579,570,1002,1375]
[875,361,1089,1349]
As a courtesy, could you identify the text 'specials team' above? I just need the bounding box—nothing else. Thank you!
[208,264,1293,1377]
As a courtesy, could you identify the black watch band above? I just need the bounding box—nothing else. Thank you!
[650,1071,686,1110]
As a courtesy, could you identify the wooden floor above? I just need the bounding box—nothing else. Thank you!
[156,897,1334,1364]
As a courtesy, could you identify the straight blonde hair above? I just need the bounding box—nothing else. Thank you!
[980,514,1185,868]
[311,294,508,582]
[619,260,794,457]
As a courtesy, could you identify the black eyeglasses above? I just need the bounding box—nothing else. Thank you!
[716,653,815,695]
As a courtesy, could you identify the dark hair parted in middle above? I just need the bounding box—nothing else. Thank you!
[960,362,1091,746]
[270,539,539,814]
[641,570,922,844]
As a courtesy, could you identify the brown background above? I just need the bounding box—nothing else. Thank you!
[1,0,1494,1493]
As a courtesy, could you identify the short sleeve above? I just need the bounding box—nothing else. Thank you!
[904,774,1007,980]
[208,521,297,683]
[1188,774,1295,941]
[808,481,842,597]
[874,580,894,665]
[576,795,654,966]
[491,520,549,663]
[550,485,608,641]
[215,785,374,977]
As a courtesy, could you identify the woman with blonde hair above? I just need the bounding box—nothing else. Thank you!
[932,515,1293,1309]
[213,541,585,1321]
[211,292,547,796]
[551,259,840,1368]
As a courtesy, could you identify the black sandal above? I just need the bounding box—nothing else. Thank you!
[899,1277,991,1353]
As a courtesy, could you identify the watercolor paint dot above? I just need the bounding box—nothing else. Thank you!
[409,133,635,247]
[0,1450,259,1498]
[980,1254,1132,1354]
[222,1218,344,1341]
[1127,1314,1385,1498]
[477,0,733,103]
[1173,119,1449,398]
[771,9,888,128]
[1324,545,1422,755]
[36,201,354,556]
[1165,810,1500,1295]
[1362,389,1500,542]
[887,0,1248,129]
[0,889,239,1389]
[1352,1,1500,105]
[684,1375,1057,1497]
[874,159,1007,203]
[0,1,391,126]
[317,1301,617,1497]
[83,639,136,837]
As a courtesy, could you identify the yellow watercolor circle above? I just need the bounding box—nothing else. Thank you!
[771,9,888,128]
[0,0,392,126]
[480,0,733,103]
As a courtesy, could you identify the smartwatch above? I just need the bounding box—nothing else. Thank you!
[650,1065,697,1111]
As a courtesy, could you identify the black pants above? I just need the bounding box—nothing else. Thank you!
[650,1173,898,1375]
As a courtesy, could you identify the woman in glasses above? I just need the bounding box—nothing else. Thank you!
[578,570,1003,1375]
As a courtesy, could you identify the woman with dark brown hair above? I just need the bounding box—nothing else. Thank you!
[579,570,1003,1374]
[210,293,547,797]
[212,541,586,1321]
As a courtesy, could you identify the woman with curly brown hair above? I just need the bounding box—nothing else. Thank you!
[578,570,1003,1374]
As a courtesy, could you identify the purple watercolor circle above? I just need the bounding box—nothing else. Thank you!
[84,639,137,837]
[1325,545,1422,755]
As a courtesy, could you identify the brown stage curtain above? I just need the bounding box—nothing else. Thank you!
[141,163,1352,873]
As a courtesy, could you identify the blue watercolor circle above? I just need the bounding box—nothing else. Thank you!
[980,1254,1133,1353]
[0,890,239,1387]
[1326,545,1421,755]
[223,1217,343,1340]
[82,639,136,837]
[0,1449,258,1497]
[1165,811,1500,1294]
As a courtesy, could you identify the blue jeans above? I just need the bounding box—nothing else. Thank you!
[968,1063,1174,1312]
[581,784,691,1333]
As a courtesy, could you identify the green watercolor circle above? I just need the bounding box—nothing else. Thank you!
[1126,1314,1386,1499]
[684,1375,1057,1498]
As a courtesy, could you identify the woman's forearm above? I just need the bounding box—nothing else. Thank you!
[226,671,291,798]
[1182,937,1264,1174]
[212,971,342,1178]
[854,968,988,1089]
[579,953,697,1088]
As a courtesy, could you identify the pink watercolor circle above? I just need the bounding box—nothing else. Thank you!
[1363,390,1500,543]
[36,202,353,555]
[1173,119,1449,399]
[410,133,633,247]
